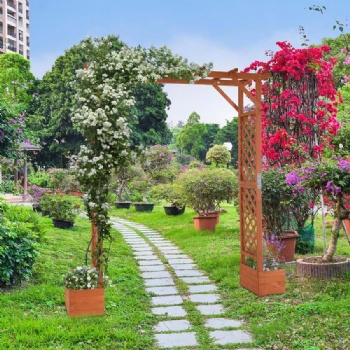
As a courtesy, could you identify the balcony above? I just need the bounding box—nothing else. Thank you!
[7,14,17,25]
[7,44,16,52]
[7,1,16,10]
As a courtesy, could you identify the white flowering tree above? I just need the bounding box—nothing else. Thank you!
[72,37,212,279]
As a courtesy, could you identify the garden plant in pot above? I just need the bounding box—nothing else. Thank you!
[43,194,80,229]
[112,163,141,209]
[38,193,55,216]
[151,182,185,215]
[179,167,236,231]
[63,265,108,317]
[262,168,300,262]
[27,185,48,212]
[286,157,350,277]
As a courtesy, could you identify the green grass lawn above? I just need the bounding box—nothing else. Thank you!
[0,202,349,349]
[110,203,350,350]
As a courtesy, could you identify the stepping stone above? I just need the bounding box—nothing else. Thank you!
[152,305,187,317]
[157,248,182,253]
[144,278,175,287]
[197,304,225,315]
[135,255,160,261]
[142,271,171,279]
[151,295,183,306]
[134,251,156,256]
[168,258,194,265]
[131,247,153,252]
[128,244,150,248]
[205,318,242,329]
[124,239,145,243]
[180,276,211,284]
[139,265,166,272]
[138,259,163,266]
[155,332,198,348]
[210,330,252,345]
[169,264,196,270]
[146,286,178,296]
[175,270,204,277]
[164,254,190,259]
[188,284,217,293]
[188,293,220,303]
[153,243,176,247]
[154,319,191,332]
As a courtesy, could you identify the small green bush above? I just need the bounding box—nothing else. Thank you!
[0,222,39,287]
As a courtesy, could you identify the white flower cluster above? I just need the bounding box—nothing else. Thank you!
[72,37,213,242]
[63,265,99,290]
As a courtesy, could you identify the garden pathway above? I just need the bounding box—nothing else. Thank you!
[110,217,262,350]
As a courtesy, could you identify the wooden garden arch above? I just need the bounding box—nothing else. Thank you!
[158,70,285,296]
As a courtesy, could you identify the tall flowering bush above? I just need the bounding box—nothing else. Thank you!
[71,37,212,277]
[286,157,350,261]
[245,41,340,167]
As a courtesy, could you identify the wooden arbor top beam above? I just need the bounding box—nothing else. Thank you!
[157,70,269,87]
[158,69,269,112]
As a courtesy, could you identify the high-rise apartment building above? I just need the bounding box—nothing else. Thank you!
[0,0,30,59]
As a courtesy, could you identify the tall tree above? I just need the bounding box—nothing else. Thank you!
[176,112,208,160]
[32,36,172,167]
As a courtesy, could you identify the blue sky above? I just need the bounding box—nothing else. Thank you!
[31,0,349,126]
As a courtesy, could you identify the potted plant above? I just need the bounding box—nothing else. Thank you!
[262,168,299,262]
[63,265,105,317]
[38,193,55,216]
[43,194,80,229]
[47,168,69,193]
[151,182,185,215]
[113,164,141,209]
[286,157,350,277]
[27,185,48,211]
[179,167,236,231]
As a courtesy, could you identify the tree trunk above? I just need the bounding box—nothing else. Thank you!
[117,180,126,202]
[322,195,342,262]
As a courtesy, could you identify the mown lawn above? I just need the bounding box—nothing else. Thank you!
[0,202,349,349]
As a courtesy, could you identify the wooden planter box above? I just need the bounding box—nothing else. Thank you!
[66,190,83,197]
[65,288,105,317]
[240,264,286,297]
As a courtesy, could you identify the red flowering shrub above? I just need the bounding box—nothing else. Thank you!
[245,41,341,167]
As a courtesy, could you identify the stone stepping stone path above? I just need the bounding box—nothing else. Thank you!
[111,218,261,349]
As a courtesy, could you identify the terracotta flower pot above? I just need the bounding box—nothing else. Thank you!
[65,288,104,317]
[193,215,217,231]
[66,190,83,197]
[265,231,299,262]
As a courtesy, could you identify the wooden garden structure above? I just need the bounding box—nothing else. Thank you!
[158,70,286,296]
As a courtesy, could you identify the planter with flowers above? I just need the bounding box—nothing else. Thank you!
[286,157,350,277]
[179,168,236,231]
[63,266,105,317]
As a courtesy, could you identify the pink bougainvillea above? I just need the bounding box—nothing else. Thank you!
[245,41,341,167]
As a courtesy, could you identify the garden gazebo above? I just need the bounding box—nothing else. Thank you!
[158,69,286,296]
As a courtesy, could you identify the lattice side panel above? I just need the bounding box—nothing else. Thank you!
[241,114,257,183]
[241,187,258,257]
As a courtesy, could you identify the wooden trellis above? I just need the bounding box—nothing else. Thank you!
[159,69,285,296]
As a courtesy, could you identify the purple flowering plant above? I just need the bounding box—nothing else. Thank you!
[285,156,350,262]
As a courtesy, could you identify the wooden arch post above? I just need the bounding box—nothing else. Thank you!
[158,70,285,296]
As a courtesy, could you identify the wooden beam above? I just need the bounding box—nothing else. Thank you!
[213,83,238,112]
